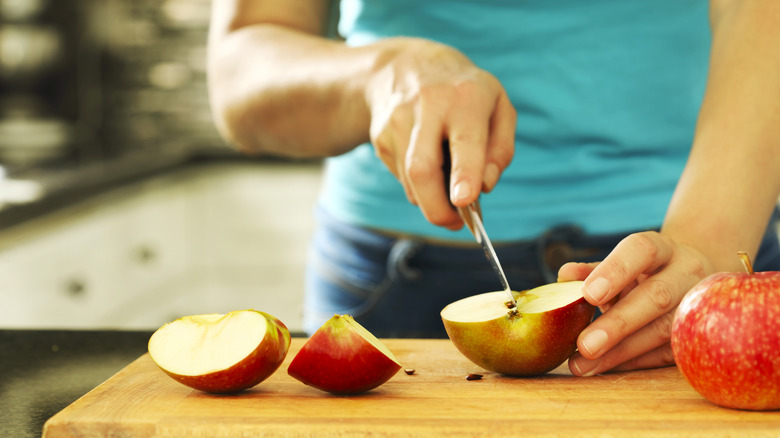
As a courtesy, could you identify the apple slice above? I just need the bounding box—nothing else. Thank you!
[148,309,291,393]
[441,281,595,376]
[287,314,402,394]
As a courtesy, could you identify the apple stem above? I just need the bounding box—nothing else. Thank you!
[737,251,754,275]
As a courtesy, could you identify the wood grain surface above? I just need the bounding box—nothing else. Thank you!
[43,338,780,437]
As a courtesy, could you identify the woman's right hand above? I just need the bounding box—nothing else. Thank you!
[364,38,517,230]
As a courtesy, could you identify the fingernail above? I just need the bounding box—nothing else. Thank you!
[570,357,598,377]
[482,163,500,192]
[451,180,471,204]
[580,329,608,358]
[585,277,610,304]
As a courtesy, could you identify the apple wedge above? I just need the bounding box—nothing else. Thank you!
[441,281,595,376]
[148,309,291,393]
[287,314,402,394]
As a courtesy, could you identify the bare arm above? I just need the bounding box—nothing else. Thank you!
[208,0,516,228]
[208,0,372,157]
[663,0,780,272]
[561,0,780,376]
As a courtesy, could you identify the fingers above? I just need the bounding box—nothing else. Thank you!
[581,232,674,307]
[370,92,417,203]
[568,232,709,376]
[609,342,676,373]
[482,90,516,193]
[444,81,490,207]
[367,41,516,229]
[557,262,599,282]
[569,311,675,376]
[412,75,514,224]
[406,112,461,229]
[577,262,682,361]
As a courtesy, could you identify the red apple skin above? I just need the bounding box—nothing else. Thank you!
[443,297,595,376]
[288,316,402,394]
[671,272,780,411]
[161,312,291,394]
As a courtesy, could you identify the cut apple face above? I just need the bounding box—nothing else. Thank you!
[288,314,402,394]
[148,309,291,393]
[441,281,595,376]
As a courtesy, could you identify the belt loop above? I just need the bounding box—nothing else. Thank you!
[387,238,424,281]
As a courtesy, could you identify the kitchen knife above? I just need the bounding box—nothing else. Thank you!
[442,140,517,309]
[456,202,517,309]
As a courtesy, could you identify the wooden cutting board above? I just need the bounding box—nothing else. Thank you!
[43,338,779,437]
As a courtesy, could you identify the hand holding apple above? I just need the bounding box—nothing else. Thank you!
[671,252,780,411]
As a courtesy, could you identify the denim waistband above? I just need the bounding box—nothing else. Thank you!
[315,205,780,284]
[315,206,642,283]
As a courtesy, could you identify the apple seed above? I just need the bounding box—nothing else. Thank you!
[404,368,415,375]
[466,373,483,381]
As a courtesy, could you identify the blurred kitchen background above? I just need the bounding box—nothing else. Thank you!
[0,0,320,332]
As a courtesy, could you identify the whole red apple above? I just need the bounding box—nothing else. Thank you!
[671,252,780,411]
[287,314,402,394]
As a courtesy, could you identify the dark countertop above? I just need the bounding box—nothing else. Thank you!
[0,330,153,438]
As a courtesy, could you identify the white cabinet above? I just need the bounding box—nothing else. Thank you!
[0,161,321,332]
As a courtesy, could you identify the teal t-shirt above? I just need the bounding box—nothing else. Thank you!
[320,0,711,241]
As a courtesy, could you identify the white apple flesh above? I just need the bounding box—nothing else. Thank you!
[287,314,402,394]
[441,281,595,376]
[148,310,291,393]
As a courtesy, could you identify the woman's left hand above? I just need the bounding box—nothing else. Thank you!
[558,231,714,376]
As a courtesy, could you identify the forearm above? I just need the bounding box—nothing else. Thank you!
[662,1,780,272]
[208,23,380,157]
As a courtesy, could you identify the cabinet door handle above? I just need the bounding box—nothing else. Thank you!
[64,278,87,298]
[135,245,157,263]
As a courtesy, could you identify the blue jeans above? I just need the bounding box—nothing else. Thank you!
[304,207,780,338]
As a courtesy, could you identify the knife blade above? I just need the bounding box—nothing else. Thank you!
[456,202,518,310]
[441,140,517,309]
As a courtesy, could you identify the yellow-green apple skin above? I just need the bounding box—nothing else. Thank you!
[288,314,402,394]
[671,271,780,411]
[148,310,291,394]
[441,281,595,376]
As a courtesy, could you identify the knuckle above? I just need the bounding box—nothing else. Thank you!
[418,82,450,104]
[653,312,674,344]
[683,253,707,280]
[371,140,398,172]
[627,232,660,260]
[645,279,675,312]
[404,155,435,182]
[608,312,630,335]
[609,258,632,284]
[491,140,514,166]
[449,129,487,147]
[660,344,675,366]
[453,78,482,97]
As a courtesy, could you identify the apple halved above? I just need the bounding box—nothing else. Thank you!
[148,309,291,393]
[441,281,595,376]
[287,314,402,394]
